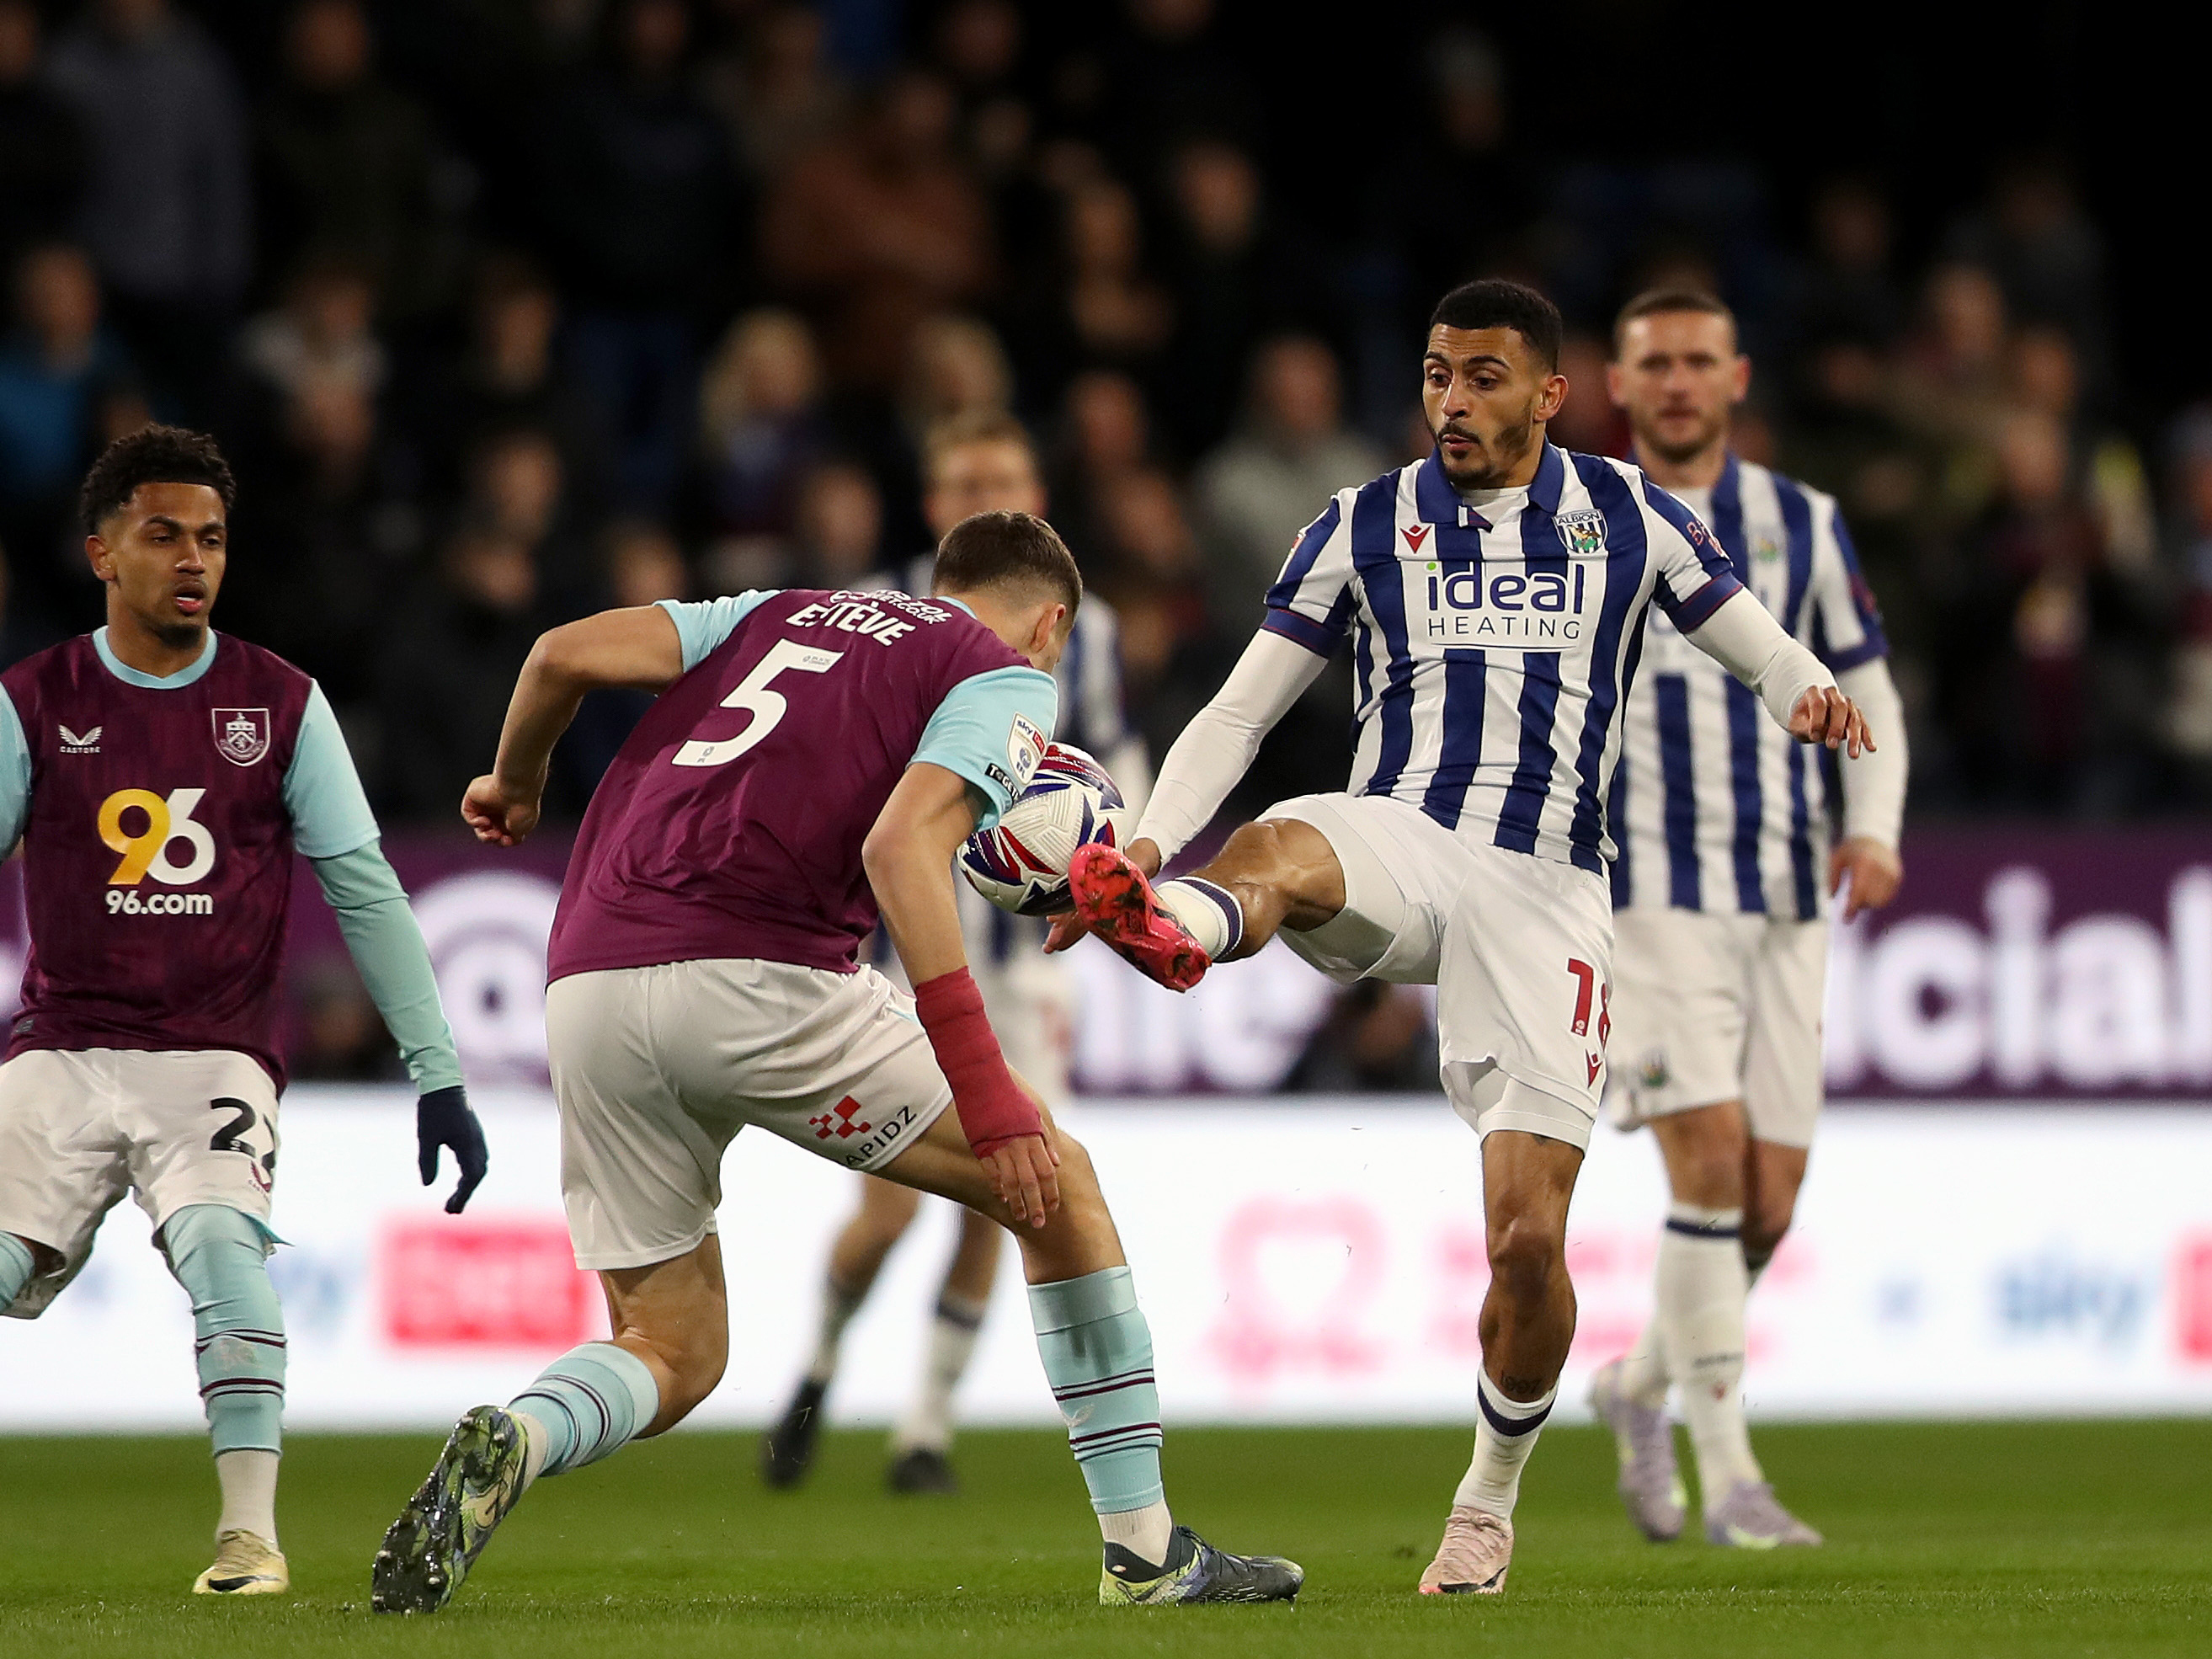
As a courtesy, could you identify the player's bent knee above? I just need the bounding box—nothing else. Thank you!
[1486,1211,1564,1298]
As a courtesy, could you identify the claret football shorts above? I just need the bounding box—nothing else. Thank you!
[546,958,956,1271]
[1261,792,1615,1151]
[1604,909,1829,1149]
[0,1047,281,1319]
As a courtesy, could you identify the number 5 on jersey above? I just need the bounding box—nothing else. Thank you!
[674,640,845,768]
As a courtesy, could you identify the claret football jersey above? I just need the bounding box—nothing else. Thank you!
[0,627,383,1083]
[546,589,1059,981]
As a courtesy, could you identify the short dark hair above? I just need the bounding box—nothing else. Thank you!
[931,510,1082,616]
[79,424,237,533]
[1428,279,1564,371]
[1612,288,1736,358]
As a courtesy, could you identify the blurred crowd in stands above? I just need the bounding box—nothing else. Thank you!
[3,0,2211,835]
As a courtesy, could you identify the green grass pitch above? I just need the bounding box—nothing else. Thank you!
[3,1420,2206,1657]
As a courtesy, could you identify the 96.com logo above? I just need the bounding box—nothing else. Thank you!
[98,787,216,915]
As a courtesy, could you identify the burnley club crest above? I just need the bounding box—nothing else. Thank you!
[1554,507,1607,556]
[213,707,272,767]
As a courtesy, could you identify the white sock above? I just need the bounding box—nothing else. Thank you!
[892,1291,987,1454]
[215,1448,279,1545]
[1616,1315,1670,1406]
[1155,878,1242,958]
[1655,1202,1762,1496]
[1100,1498,1175,1566]
[806,1274,869,1386]
[1453,1372,1556,1519]
[514,1408,551,1492]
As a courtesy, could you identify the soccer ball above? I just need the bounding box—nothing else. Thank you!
[959,743,1126,915]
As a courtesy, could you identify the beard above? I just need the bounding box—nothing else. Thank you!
[1639,408,1728,467]
[1433,403,1541,490]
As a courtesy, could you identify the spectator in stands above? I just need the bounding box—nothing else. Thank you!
[1050,367,1151,575]
[44,0,250,419]
[1787,177,1906,354]
[1891,263,2012,529]
[2163,409,2212,785]
[1160,136,1308,460]
[460,426,593,612]
[536,0,743,515]
[416,253,607,515]
[0,1,86,264]
[2009,324,2156,576]
[763,68,992,392]
[697,307,830,541]
[259,0,449,322]
[565,516,692,788]
[698,1,849,182]
[1194,335,1384,620]
[1286,982,1440,1094]
[1945,155,2113,408]
[1025,178,1172,403]
[223,377,420,707]
[0,243,142,629]
[239,252,386,409]
[1095,0,1257,187]
[375,523,562,822]
[789,459,887,589]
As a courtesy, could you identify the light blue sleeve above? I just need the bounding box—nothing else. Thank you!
[911,665,1060,830]
[310,844,465,1095]
[658,591,781,673]
[0,689,28,851]
[282,683,381,859]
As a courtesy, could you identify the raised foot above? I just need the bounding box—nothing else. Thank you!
[370,1404,529,1614]
[1588,1357,1686,1542]
[1100,1524,1303,1605]
[1419,1505,1511,1595]
[1066,845,1212,993]
[886,1446,959,1496]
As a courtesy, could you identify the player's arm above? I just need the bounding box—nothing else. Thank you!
[286,685,486,1211]
[464,593,778,845]
[0,688,30,856]
[868,663,1063,1225]
[1812,503,1909,918]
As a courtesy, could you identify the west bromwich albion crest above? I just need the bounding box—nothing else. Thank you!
[213,707,272,767]
[1554,507,1607,556]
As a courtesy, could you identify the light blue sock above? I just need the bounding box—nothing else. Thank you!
[163,1205,285,1455]
[510,1342,661,1477]
[1029,1266,1165,1514]
[0,1233,35,1309]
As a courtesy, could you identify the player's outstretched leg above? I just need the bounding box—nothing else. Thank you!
[1066,817,1348,991]
[887,1204,999,1495]
[163,1205,291,1597]
[372,1239,723,1613]
[1422,1127,1580,1597]
[878,1109,1302,1605]
[764,1176,922,1490]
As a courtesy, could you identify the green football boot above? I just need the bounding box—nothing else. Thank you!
[370,1404,530,1614]
[1099,1523,1303,1605]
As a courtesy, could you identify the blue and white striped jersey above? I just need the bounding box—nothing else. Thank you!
[1266,444,1742,875]
[1609,454,1888,920]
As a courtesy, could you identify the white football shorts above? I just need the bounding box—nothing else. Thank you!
[0,1047,280,1320]
[546,958,956,1271]
[1605,909,1830,1149]
[1263,792,1614,1151]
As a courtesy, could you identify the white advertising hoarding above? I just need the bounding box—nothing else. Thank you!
[5,1092,2211,1432]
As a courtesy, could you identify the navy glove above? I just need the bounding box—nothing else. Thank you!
[417,1085,488,1214]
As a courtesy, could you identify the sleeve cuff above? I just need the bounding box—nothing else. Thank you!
[1668,572,1745,633]
[1261,606,1342,655]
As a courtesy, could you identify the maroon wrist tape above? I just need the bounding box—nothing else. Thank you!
[913,968,1043,1157]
